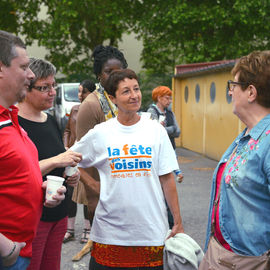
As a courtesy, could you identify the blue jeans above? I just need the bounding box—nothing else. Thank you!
[3,256,30,270]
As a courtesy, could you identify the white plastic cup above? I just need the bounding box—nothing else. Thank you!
[159,115,166,123]
[46,175,65,202]
[64,165,78,177]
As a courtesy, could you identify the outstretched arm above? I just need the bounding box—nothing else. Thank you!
[39,150,82,176]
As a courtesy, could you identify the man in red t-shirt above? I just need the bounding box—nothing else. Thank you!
[0,30,66,269]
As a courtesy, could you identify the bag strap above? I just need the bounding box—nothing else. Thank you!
[211,146,237,235]
[151,105,162,118]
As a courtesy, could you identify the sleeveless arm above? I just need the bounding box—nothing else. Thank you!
[76,93,105,140]
[63,106,77,148]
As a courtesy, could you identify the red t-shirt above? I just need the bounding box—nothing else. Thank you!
[0,105,43,258]
[211,162,233,252]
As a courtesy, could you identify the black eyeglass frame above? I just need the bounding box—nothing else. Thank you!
[31,83,58,93]
[227,80,249,91]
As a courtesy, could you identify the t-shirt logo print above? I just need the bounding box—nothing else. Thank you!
[107,144,152,179]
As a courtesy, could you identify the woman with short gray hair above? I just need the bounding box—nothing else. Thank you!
[17,58,82,270]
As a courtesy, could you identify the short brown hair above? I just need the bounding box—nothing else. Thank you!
[232,50,270,108]
[0,30,26,67]
[104,69,138,97]
[152,86,172,102]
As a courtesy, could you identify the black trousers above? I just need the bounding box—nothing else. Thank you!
[67,185,89,220]
[89,257,163,270]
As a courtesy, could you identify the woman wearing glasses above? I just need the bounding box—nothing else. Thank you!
[201,51,270,268]
[16,58,82,270]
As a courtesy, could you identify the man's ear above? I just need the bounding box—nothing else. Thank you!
[108,94,116,105]
[248,85,257,103]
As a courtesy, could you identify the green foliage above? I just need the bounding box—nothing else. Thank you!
[131,0,270,73]
[138,71,172,111]
[1,0,270,78]
[0,1,19,33]
[56,71,96,84]
[33,0,132,76]
[1,0,132,77]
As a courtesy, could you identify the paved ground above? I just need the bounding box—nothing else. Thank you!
[61,147,218,269]
[61,206,91,269]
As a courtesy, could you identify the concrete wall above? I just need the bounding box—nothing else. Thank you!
[27,32,143,74]
[26,5,143,74]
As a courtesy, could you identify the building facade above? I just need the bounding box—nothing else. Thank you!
[172,60,245,160]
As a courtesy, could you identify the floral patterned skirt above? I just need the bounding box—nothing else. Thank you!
[91,242,164,267]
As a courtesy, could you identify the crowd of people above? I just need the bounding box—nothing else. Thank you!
[0,29,269,270]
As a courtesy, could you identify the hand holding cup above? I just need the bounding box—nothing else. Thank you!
[64,166,80,187]
[43,176,66,207]
[159,115,166,126]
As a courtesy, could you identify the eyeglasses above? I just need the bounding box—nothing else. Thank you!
[32,83,57,93]
[227,80,248,91]
[162,95,172,101]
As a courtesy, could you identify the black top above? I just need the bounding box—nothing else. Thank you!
[19,114,68,222]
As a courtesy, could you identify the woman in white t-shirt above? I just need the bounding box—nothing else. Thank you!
[71,69,184,269]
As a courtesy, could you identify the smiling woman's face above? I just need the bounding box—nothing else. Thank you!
[110,78,141,115]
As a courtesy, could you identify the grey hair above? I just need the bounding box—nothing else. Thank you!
[0,30,26,67]
[29,58,56,90]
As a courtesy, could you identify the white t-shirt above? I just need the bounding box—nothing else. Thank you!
[71,116,179,246]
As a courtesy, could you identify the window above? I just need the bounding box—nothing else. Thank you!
[184,86,189,103]
[64,85,80,102]
[195,84,200,103]
[210,82,216,103]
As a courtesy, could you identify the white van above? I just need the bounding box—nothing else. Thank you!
[54,83,80,133]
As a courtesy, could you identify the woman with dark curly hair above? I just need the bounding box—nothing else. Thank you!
[63,79,96,244]
[71,45,128,261]
[16,58,81,270]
